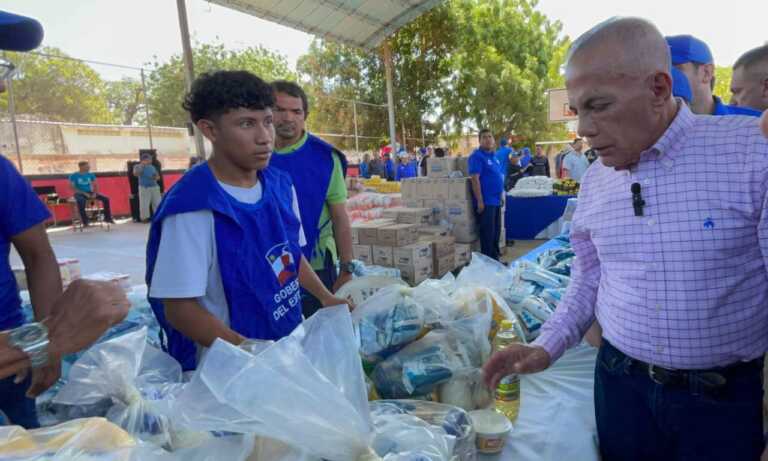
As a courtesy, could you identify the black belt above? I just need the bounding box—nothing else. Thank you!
[609,343,761,390]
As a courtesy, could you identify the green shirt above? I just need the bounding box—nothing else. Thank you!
[274,133,347,270]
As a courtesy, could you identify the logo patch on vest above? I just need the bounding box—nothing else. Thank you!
[266,242,297,286]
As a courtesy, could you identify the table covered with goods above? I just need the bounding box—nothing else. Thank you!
[3,220,599,459]
[505,177,578,240]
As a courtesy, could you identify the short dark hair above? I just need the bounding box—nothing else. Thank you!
[183,70,275,123]
[573,138,583,144]
[434,147,446,158]
[478,128,492,141]
[78,161,89,167]
[271,80,309,116]
[734,45,768,72]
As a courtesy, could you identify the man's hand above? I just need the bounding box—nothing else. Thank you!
[46,279,129,358]
[321,294,356,311]
[26,360,61,398]
[332,271,352,293]
[477,202,485,214]
[482,344,551,389]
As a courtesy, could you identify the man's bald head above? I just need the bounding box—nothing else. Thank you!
[564,17,678,171]
[566,17,670,81]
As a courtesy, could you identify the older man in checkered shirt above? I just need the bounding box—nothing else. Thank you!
[484,17,768,461]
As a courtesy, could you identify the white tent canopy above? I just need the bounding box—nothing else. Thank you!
[208,0,444,50]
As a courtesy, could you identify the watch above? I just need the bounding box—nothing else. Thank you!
[8,322,50,368]
[339,261,355,274]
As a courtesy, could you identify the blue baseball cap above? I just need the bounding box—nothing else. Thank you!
[499,138,508,146]
[672,67,693,104]
[0,10,43,51]
[671,67,692,104]
[666,35,713,65]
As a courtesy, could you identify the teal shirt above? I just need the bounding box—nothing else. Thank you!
[69,172,96,194]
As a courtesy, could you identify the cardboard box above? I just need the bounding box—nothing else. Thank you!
[455,243,472,266]
[378,223,419,247]
[401,178,419,201]
[396,207,433,225]
[418,178,434,199]
[453,220,479,243]
[433,253,456,277]
[357,219,395,245]
[382,207,408,220]
[394,242,433,267]
[353,245,373,264]
[427,157,457,178]
[427,178,448,201]
[448,178,472,201]
[398,260,433,286]
[372,245,394,266]
[431,235,456,258]
[419,225,451,237]
[444,200,475,224]
[404,199,423,208]
[351,225,360,245]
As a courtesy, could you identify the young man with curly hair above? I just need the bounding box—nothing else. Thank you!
[145,71,348,371]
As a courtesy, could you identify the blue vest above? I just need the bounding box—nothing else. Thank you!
[269,133,347,261]
[145,163,303,371]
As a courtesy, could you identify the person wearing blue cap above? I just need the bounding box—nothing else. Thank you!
[494,137,513,177]
[519,147,532,169]
[671,66,693,105]
[667,35,760,117]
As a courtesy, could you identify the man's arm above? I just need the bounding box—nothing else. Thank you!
[90,176,99,196]
[298,255,350,309]
[329,202,353,291]
[12,223,61,322]
[164,298,245,348]
[470,175,484,212]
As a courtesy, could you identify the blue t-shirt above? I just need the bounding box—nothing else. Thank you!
[0,156,51,329]
[69,172,97,193]
[469,148,504,206]
[138,164,158,188]
[712,96,761,117]
[495,146,512,176]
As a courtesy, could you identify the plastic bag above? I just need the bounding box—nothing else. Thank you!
[52,328,194,450]
[372,309,491,399]
[353,286,429,364]
[172,306,377,461]
[455,253,515,297]
[411,281,462,327]
[372,413,455,461]
[517,296,555,322]
[517,261,569,289]
[370,400,476,461]
[437,370,493,412]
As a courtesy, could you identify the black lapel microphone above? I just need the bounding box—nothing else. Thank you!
[631,183,645,217]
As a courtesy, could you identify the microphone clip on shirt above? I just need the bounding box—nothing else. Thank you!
[631,182,645,217]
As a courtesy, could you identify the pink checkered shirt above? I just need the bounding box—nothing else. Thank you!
[534,103,768,369]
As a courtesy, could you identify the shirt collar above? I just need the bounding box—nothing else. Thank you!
[275,131,308,154]
[711,96,728,116]
[644,99,695,165]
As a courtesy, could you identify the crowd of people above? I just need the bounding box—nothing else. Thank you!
[3,8,768,461]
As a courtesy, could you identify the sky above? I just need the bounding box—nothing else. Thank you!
[2,0,766,81]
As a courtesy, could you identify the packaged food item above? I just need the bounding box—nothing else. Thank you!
[468,409,512,454]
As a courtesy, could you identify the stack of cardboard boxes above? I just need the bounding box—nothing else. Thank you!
[350,155,507,286]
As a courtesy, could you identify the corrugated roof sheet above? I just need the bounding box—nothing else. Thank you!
[208,0,444,49]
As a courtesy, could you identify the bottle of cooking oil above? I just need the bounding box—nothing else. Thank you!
[493,319,522,422]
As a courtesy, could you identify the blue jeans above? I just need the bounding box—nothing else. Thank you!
[477,205,501,261]
[595,339,763,461]
[0,374,39,428]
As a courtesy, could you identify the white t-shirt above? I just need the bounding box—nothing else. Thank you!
[149,180,305,355]
[563,151,590,182]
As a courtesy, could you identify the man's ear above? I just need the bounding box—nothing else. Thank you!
[701,63,715,86]
[650,71,673,106]
[196,119,217,143]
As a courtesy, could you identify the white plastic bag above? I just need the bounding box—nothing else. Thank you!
[52,328,193,450]
[172,306,376,461]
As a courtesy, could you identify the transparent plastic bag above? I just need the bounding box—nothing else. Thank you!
[372,413,455,461]
[370,401,476,461]
[455,253,515,296]
[437,370,494,412]
[411,281,462,327]
[353,285,429,364]
[52,328,190,450]
[172,306,377,461]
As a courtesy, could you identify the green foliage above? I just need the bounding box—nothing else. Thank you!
[0,47,112,123]
[146,42,296,127]
[104,77,145,125]
[714,66,733,104]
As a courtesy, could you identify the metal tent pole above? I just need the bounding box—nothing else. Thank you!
[176,0,206,159]
[6,75,23,173]
[352,99,360,154]
[382,41,397,156]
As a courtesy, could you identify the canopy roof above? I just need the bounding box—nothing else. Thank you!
[208,0,444,49]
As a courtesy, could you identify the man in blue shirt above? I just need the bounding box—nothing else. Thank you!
[667,35,761,117]
[469,129,505,261]
[495,138,513,177]
[519,147,532,168]
[69,161,115,226]
[132,153,162,222]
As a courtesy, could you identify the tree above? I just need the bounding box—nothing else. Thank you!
[714,66,732,104]
[146,42,296,127]
[0,47,111,123]
[104,78,145,126]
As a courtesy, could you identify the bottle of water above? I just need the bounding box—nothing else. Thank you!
[493,319,522,422]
